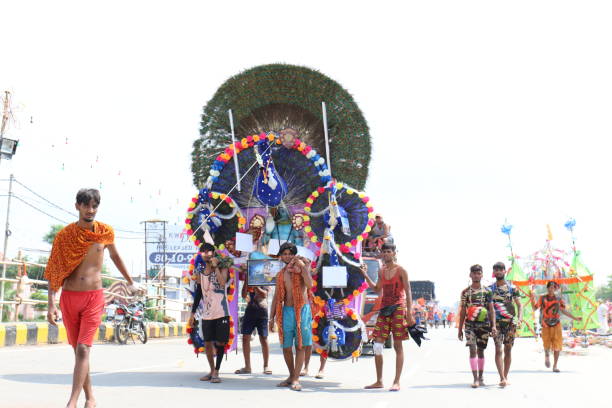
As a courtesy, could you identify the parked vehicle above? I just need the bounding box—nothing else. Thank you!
[105,300,119,323]
[114,300,148,344]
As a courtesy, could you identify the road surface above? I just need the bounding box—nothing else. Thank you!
[0,327,608,407]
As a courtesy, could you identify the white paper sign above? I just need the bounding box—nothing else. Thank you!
[235,232,254,253]
[267,239,287,256]
[322,266,348,288]
[297,246,316,261]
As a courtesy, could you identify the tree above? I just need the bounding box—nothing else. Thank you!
[43,224,64,245]
[596,275,612,301]
[30,291,48,311]
[101,264,113,288]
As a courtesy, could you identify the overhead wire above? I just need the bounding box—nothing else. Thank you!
[0,178,144,235]
[11,195,70,224]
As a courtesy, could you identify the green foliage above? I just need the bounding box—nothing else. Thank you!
[30,291,48,311]
[595,275,612,301]
[43,224,64,245]
[192,64,371,190]
[144,299,157,321]
[101,264,113,288]
[26,256,48,281]
[1,287,16,322]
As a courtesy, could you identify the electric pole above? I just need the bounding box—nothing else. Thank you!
[0,174,14,320]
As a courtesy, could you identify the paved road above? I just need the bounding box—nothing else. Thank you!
[0,328,608,407]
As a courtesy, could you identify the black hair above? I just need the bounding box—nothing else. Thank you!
[493,262,506,271]
[381,243,396,252]
[278,242,297,256]
[76,188,100,206]
[546,280,558,289]
[201,243,215,253]
[470,264,483,273]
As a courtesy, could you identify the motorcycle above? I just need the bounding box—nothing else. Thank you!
[114,300,148,344]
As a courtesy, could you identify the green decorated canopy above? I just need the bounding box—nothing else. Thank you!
[191,64,371,190]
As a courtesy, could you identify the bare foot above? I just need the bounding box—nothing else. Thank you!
[199,373,212,381]
[499,379,507,388]
[211,376,222,383]
[290,382,302,391]
[553,367,560,373]
[84,400,97,408]
[263,367,272,375]
[300,368,308,377]
[545,356,551,368]
[234,367,252,374]
[478,379,485,387]
[471,381,479,388]
[389,383,400,392]
[365,382,384,389]
[315,371,324,379]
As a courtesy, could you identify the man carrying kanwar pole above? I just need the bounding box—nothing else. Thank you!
[531,281,581,372]
[269,242,313,391]
[45,188,139,408]
[457,264,497,389]
[489,261,522,387]
[188,242,231,383]
[359,243,415,392]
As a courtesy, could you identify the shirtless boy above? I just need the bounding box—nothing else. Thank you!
[46,189,138,408]
[269,242,313,391]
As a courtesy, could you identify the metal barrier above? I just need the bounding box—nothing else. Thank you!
[0,259,192,321]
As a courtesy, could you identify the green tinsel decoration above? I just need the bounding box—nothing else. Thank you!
[191,64,371,190]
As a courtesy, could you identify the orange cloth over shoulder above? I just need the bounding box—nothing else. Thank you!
[45,222,115,291]
[274,258,312,349]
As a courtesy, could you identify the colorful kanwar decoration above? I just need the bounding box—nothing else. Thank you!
[184,64,376,359]
[501,219,601,338]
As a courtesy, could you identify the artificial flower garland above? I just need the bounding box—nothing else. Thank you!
[302,180,376,254]
[185,254,237,353]
[184,192,246,248]
[312,307,364,359]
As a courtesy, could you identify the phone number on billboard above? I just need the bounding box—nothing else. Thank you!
[148,252,196,264]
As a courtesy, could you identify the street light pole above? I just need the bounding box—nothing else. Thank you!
[0,173,14,320]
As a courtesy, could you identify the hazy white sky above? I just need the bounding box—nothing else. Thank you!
[1,1,611,304]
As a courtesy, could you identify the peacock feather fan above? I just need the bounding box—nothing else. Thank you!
[192,64,371,191]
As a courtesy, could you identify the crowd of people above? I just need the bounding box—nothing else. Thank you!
[44,189,608,407]
[457,263,582,388]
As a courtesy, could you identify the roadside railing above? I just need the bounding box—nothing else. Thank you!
[0,259,192,318]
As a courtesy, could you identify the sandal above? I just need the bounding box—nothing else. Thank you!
[211,376,222,383]
[276,380,291,387]
[290,383,302,391]
[199,374,212,381]
[235,368,252,374]
[315,372,324,379]
[263,368,273,375]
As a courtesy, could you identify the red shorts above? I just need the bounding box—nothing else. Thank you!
[372,305,409,341]
[60,289,105,347]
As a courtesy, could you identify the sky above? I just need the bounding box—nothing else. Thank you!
[1,0,611,305]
